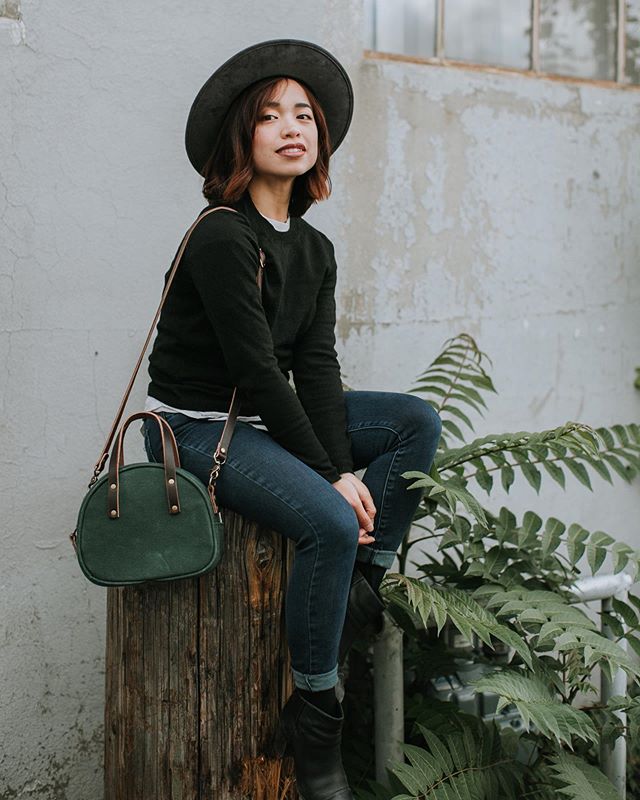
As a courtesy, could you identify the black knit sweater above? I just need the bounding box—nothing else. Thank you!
[146,190,354,483]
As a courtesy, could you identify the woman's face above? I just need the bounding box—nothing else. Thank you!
[252,78,318,180]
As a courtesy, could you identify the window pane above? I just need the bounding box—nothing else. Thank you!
[445,0,531,69]
[0,0,20,17]
[540,0,617,80]
[365,0,437,59]
[626,0,640,83]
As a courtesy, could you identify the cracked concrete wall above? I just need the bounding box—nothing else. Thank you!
[340,56,640,560]
[1,0,639,797]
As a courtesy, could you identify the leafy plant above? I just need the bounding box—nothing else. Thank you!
[341,333,640,800]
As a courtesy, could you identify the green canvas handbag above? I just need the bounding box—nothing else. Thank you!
[69,205,266,586]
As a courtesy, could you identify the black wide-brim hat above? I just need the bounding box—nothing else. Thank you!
[185,38,354,176]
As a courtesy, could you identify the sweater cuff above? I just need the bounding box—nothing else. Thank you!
[320,465,342,484]
[333,457,355,476]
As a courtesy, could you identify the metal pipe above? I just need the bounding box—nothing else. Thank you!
[435,0,445,60]
[531,0,540,73]
[568,573,632,798]
[601,591,628,799]
[372,612,404,786]
[570,573,633,603]
[617,0,626,84]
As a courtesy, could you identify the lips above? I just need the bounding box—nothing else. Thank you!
[276,144,306,153]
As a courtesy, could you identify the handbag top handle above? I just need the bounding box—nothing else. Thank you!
[87,205,266,487]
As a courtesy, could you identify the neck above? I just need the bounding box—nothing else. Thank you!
[247,176,293,222]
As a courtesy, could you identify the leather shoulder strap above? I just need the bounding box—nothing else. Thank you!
[88,205,266,486]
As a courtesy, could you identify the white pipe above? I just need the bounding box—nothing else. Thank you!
[569,573,632,798]
[372,612,404,786]
[600,592,628,799]
[569,573,633,603]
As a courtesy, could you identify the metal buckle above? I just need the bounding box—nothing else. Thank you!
[207,448,226,521]
[207,483,222,521]
[88,453,109,488]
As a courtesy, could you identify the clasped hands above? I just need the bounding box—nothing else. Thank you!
[331,472,377,545]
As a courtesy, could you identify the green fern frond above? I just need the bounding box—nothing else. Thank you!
[382,575,533,669]
[431,422,640,497]
[409,333,496,446]
[547,751,619,799]
[428,502,640,584]
[470,671,598,748]
[402,469,489,528]
[470,584,640,684]
[386,718,524,800]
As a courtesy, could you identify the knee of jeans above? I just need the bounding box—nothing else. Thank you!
[403,394,442,443]
[317,501,361,557]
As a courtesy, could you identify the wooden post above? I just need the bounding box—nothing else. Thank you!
[104,509,299,800]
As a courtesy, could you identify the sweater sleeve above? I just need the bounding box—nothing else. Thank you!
[291,240,355,475]
[186,211,342,484]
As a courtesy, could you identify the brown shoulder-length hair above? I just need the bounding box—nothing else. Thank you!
[201,76,332,218]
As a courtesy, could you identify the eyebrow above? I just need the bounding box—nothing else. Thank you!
[264,101,312,111]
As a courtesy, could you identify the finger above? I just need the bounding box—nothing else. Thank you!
[359,486,376,519]
[334,480,375,533]
[345,474,376,519]
[353,498,374,532]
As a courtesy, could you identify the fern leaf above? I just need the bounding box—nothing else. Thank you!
[571,628,639,676]
[611,541,635,574]
[566,524,590,565]
[563,459,593,490]
[470,671,598,747]
[611,596,638,627]
[548,752,619,800]
[386,577,533,669]
[445,404,475,431]
[501,463,515,492]
[541,518,565,556]
[441,418,465,441]
[580,454,613,484]
[518,510,542,547]
[600,452,633,482]
[540,459,566,488]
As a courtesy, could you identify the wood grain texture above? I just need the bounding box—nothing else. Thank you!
[104,509,299,799]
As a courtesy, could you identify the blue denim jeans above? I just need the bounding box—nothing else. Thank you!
[142,390,441,691]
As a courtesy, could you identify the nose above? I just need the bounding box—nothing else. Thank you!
[282,127,302,139]
[281,117,302,138]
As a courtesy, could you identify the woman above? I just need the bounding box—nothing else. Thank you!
[142,39,442,800]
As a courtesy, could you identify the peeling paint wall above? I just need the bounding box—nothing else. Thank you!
[1,0,639,796]
[339,55,640,555]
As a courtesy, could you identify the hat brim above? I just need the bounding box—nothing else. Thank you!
[185,39,354,176]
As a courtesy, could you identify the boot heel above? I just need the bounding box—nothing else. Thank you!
[273,721,291,759]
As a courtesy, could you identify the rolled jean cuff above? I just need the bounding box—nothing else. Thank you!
[291,664,339,691]
[355,546,397,569]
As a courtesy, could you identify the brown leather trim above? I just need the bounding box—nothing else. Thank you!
[107,411,181,518]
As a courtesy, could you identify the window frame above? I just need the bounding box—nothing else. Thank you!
[365,0,640,90]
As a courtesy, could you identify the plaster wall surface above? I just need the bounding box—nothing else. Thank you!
[1,0,639,796]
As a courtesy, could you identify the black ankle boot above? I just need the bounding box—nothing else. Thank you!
[273,688,353,799]
[337,568,386,668]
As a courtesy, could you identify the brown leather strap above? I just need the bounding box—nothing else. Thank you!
[88,205,266,491]
[107,411,181,518]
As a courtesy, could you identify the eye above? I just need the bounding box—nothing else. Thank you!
[260,112,313,121]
